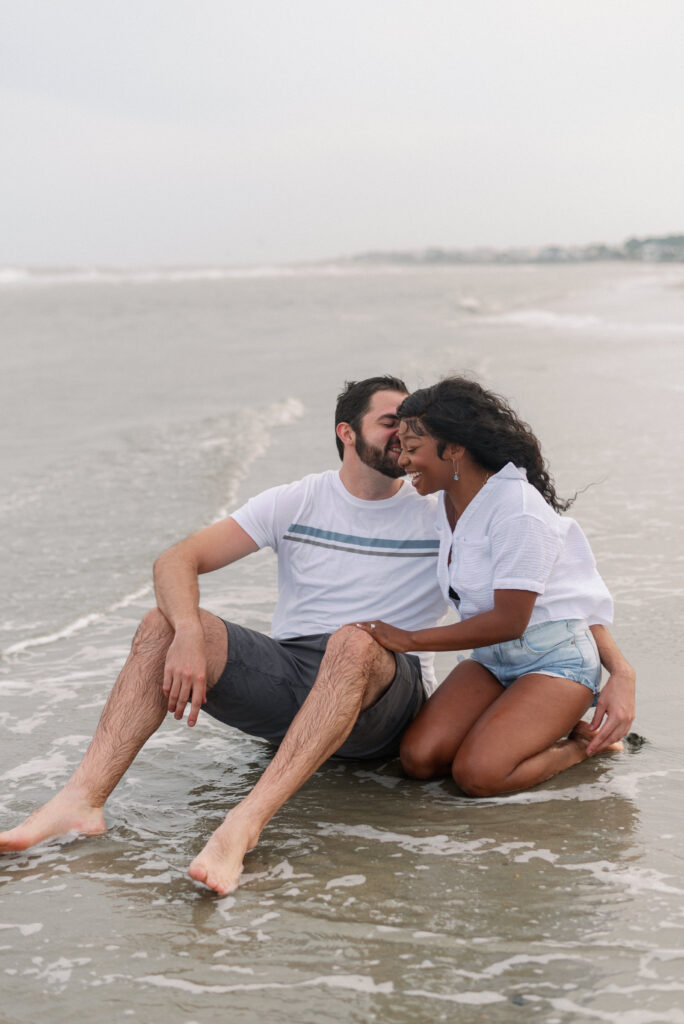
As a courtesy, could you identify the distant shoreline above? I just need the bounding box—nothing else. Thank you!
[347,233,684,266]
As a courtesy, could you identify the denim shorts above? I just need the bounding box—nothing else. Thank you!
[470,619,601,703]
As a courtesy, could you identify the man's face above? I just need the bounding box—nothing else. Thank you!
[354,390,407,478]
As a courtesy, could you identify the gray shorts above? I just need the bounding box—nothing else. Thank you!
[202,621,425,759]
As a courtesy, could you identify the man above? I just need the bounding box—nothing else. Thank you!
[0,376,634,895]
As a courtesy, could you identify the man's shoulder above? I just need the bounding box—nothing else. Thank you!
[244,470,336,505]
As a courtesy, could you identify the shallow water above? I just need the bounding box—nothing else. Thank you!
[1,262,683,1021]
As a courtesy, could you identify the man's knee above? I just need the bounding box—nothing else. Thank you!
[326,625,388,675]
[131,608,174,660]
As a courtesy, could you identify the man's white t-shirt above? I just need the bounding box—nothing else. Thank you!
[231,471,447,692]
[437,462,613,626]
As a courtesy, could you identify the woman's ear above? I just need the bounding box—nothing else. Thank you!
[444,443,465,461]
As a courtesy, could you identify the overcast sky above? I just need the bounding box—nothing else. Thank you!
[2,0,683,265]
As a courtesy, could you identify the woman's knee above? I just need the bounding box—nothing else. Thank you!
[399,728,447,780]
[400,735,437,779]
[451,750,505,798]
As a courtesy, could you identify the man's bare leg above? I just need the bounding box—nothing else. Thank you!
[188,626,396,895]
[0,608,227,852]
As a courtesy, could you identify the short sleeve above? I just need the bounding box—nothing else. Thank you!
[230,481,305,551]
[489,513,563,594]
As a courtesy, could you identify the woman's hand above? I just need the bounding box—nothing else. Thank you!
[354,620,413,653]
[587,625,636,755]
[585,663,636,755]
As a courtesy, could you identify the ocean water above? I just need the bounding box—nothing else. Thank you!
[1,261,683,1022]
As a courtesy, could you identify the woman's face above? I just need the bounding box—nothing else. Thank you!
[397,421,453,495]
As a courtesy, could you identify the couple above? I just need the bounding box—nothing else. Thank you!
[0,375,635,896]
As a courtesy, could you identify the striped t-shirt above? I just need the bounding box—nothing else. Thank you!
[231,471,447,691]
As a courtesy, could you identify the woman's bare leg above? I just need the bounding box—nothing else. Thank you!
[451,673,621,797]
[400,660,503,779]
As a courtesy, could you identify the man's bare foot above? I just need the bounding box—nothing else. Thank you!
[188,810,261,896]
[570,720,625,754]
[0,789,106,852]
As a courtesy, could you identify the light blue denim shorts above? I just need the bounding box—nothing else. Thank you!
[471,619,601,703]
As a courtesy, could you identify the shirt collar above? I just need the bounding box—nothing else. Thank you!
[493,462,528,481]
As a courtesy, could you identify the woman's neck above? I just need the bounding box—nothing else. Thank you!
[445,463,493,526]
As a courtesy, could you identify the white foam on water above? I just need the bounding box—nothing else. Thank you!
[6,714,50,735]
[0,922,43,936]
[250,912,279,928]
[53,734,95,748]
[483,952,583,978]
[544,996,684,1023]
[139,972,393,995]
[325,875,366,889]
[317,822,493,857]
[484,309,602,329]
[0,262,422,289]
[84,870,174,885]
[561,861,683,896]
[481,307,684,335]
[352,769,403,789]
[210,963,255,974]
[213,397,306,521]
[639,949,684,980]
[236,859,314,892]
[33,956,92,989]
[2,584,152,657]
[0,752,69,785]
[405,988,505,1005]
[514,848,560,864]
[311,975,393,994]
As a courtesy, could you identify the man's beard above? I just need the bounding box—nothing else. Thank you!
[355,435,405,479]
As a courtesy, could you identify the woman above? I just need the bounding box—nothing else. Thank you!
[356,377,627,796]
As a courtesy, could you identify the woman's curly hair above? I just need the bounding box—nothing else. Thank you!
[398,377,572,512]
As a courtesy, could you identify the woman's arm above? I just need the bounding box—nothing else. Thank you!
[355,589,537,653]
[586,625,636,755]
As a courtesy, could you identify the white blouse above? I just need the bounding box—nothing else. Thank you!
[436,463,613,627]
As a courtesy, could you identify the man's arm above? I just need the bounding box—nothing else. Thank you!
[587,624,635,755]
[154,518,258,726]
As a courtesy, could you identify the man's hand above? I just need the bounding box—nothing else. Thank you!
[354,620,413,653]
[162,626,208,727]
[585,663,636,756]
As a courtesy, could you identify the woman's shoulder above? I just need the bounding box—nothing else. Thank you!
[489,464,556,520]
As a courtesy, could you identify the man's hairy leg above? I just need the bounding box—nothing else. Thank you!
[0,608,227,852]
[188,626,395,896]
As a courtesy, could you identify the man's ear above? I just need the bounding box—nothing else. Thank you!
[336,422,355,448]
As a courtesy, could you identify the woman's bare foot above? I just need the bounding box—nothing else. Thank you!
[570,719,624,754]
[188,809,261,896]
[0,788,106,852]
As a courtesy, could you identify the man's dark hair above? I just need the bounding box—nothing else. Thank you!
[335,375,408,460]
